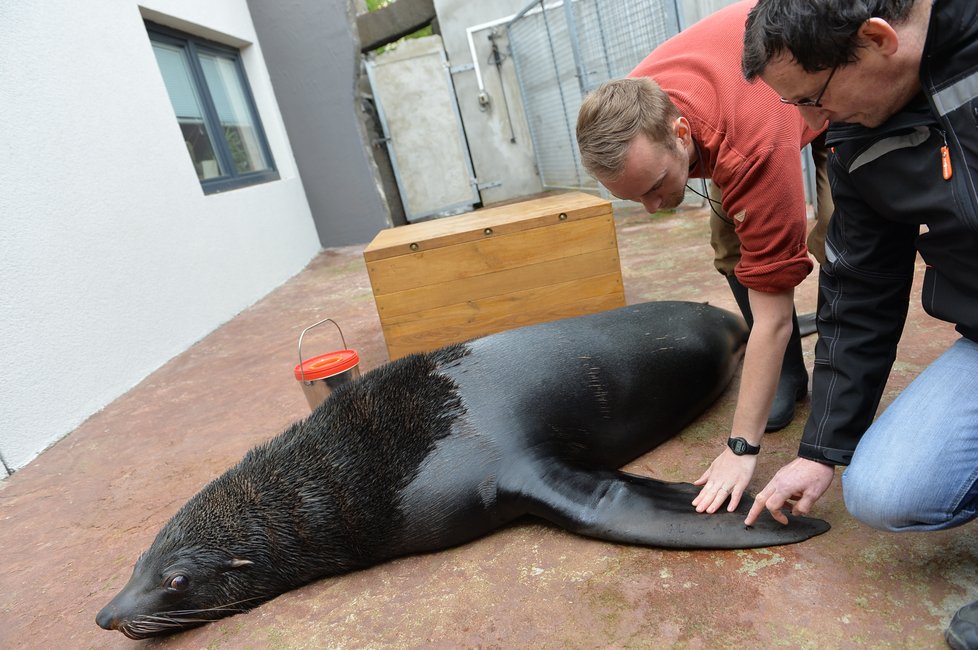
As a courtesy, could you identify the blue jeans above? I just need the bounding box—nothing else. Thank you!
[842,337,978,532]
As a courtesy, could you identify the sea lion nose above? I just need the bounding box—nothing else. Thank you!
[96,605,120,630]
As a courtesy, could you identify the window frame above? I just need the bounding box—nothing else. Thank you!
[147,22,279,194]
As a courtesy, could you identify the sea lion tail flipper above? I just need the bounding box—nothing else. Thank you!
[505,461,829,549]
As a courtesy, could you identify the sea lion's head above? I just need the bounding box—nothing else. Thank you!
[96,473,276,638]
[95,540,257,638]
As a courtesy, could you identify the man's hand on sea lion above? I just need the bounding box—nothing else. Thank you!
[745,457,835,526]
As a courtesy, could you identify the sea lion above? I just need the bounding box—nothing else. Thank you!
[96,301,829,639]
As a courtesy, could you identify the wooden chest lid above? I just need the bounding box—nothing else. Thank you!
[363,191,612,262]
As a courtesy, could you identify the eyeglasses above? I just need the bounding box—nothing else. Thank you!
[779,66,837,108]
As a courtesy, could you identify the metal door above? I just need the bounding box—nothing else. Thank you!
[365,35,481,222]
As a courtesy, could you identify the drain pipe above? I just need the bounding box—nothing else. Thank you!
[488,29,518,143]
[466,14,514,109]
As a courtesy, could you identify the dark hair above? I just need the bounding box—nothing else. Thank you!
[742,0,916,79]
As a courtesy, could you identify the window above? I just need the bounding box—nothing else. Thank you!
[147,23,278,193]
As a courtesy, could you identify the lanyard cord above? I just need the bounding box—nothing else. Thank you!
[684,182,733,225]
[685,137,734,225]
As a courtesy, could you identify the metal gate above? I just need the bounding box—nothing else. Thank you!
[506,0,682,191]
[365,36,481,223]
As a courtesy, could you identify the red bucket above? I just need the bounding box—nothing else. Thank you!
[293,319,360,410]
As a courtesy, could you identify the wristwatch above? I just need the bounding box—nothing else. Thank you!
[727,437,760,456]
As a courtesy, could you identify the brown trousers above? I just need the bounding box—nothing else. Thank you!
[709,135,832,274]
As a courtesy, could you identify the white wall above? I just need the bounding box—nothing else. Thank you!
[0,0,321,474]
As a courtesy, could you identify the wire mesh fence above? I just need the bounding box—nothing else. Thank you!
[506,0,681,190]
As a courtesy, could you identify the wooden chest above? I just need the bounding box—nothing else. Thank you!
[363,192,625,359]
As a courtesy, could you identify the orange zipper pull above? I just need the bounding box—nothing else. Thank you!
[941,144,953,180]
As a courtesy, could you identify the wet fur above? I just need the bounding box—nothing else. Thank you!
[104,347,469,638]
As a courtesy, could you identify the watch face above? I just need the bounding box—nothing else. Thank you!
[728,437,757,455]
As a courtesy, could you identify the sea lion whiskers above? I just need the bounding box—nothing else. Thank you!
[119,596,267,639]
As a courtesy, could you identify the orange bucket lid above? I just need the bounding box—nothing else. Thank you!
[294,349,360,381]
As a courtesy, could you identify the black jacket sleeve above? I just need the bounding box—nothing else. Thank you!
[800,142,919,466]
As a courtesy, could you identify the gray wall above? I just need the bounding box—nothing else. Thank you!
[247,0,392,246]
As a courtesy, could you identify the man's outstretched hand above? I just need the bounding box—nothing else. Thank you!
[745,457,836,526]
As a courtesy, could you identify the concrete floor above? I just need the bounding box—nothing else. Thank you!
[2,199,972,649]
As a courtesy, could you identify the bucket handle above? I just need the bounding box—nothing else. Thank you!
[297,318,349,383]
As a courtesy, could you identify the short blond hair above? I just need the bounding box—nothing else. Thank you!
[576,77,681,181]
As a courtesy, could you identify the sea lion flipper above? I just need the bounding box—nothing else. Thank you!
[505,460,829,550]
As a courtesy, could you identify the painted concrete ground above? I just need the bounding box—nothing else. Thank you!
[1,200,970,649]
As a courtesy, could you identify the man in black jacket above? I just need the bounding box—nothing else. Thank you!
[739,1,978,648]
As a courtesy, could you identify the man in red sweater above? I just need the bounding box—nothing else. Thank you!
[576,0,831,515]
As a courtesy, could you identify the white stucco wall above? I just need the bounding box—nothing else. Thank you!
[0,1,321,474]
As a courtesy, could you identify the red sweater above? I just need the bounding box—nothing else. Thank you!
[628,0,820,292]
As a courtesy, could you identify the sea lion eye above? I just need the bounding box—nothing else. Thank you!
[167,574,190,592]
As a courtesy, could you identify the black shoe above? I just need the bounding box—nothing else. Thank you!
[947,600,978,650]
[798,312,817,337]
[726,275,809,432]
[725,274,755,330]
[764,362,808,432]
